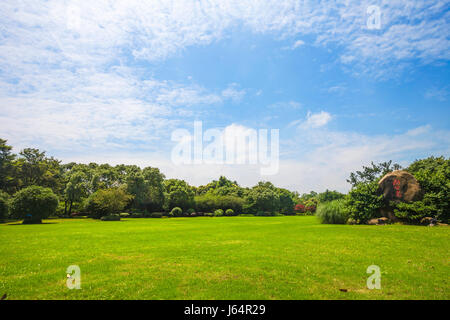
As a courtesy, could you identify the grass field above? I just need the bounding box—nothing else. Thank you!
[0,216,448,300]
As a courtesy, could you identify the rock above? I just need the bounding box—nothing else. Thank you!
[378,170,422,202]
[378,170,423,220]
[377,217,389,225]
[368,217,390,225]
[420,217,436,226]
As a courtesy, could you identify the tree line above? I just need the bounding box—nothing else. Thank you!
[0,138,344,222]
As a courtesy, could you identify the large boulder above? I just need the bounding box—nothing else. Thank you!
[378,170,422,220]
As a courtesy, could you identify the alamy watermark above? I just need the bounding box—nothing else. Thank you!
[171,122,279,175]
[366,5,381,30]
[366,265,381,289]
[66,265,81,289]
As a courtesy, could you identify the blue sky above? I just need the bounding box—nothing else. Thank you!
[0,1,449,192]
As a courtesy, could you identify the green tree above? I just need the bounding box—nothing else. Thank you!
[347,160,402,187]
[318,189,345,203]
[85,188,133,219]
[346,181,384,224]
[394,156,450,223]
[0,138,16,193]
[0,190,9,221]
[9,186,59,224]
[164,179,195,211]
[13,148,62,193]
[64,170,88,216]
[276,188,295,214]
[244,182,280,214]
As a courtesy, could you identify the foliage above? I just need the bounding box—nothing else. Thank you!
[317,189,345,203]
[347,160,402,188]
[194,194,244,213]
[120,212,130,218]
[345,181,384,224]
[126,167,165,213]
[9,186,59,223]
[196,176,245,197]
[100,214,121,221]
[294,203,306,213]
[170,207,183,217]
[0,139,16,193]
[214,209,224,217]
[256,211,276,216]
[0,190,9,220]
[85,188,133,219]
[243,182,280,214]
[393,156,450,223]
[276,188,295,214]
[225,209,234,216]
[164,179,195,211]
[150,212,163,218]
[316,199,348,224]
[63,170,88,216]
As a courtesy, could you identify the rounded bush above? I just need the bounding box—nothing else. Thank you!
[316,199,348,224]
[186,208,195,214]
[204,212,214,217]
[131,213,143,218]
[170,207,182,217]
[214,209,224,217]
[0,191,9,221]
[225,209,234,216]
[150,212,163,218]
[101,214,121,221]
[10,186,58,224]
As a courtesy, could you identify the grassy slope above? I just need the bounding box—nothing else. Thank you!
[0,216,448,300]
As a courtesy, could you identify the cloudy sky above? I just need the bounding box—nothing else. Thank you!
[0,0,449,193]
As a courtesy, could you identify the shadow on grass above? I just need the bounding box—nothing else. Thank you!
[4,221,59,226]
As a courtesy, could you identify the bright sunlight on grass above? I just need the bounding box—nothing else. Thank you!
[0,216,448,300]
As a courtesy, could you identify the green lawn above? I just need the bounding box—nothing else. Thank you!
[0,216,448,300]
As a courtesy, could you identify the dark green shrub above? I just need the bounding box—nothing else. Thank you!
[150,212,163,218]
[204,212,214,217]
[131,213,143,218]
[164,179,195,211]
[9,186,59,224]
[101,214,120,221]
[316,199,348,224]
[0,190,9,221]
[143,211,152,218]
[214,209,224,217]
[244,186,279,214]
[170,207,182,217]
[186,208,195,214]
[225,209,234,216]
[396,156,450,223]
[346,181,384,224]
[195,194,244,213]
[255,211,275,216]
[85,188,133,219]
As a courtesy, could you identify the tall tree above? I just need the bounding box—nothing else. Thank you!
[0,138,16,193]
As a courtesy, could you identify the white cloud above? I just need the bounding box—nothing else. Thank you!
[302,111,332,128]
[221,83,246,103]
